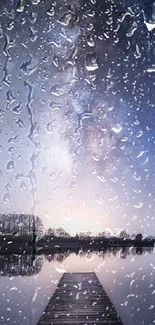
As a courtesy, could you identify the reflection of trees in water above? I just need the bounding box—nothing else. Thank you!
[76,246,154,260]
[0,254,43,277]
[45,251,71,263]
[44,246,154,264]
[0,247,153,277]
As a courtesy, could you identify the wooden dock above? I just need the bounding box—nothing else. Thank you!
[37,272,124,325]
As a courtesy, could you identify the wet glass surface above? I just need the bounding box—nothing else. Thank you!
[0,0,155,324]
[0,249,155,325]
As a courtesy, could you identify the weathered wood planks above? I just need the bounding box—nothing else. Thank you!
[37,272,124,325]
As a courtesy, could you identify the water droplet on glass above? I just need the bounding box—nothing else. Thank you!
[13,102,23,114]
[8,135,19,143]
[20,55,38,75]
[46,121,54,134]
[6,160,14,172]
[50,84,66,97]
[87,34,95,47]
[0,145,3,153]
[3,192,11,204]
[112,125,123,134]
[134,202,143,209]
[20,181,27,192]
[66,192,73,202]
[0,24,3,38]
[92,153,100,161]
[7,21,14,31]
[55,264,67,273]
[16,118,24,128]
[16,0,25,12]
[8,146,14,153]
[58,13,72,26]
[126,22,137,37]
[31,0,41,5]
[69,181,77,189]
[0,109,5,118]
[47,6,55,17]
[29,11,38,24]
[85,53,98,71]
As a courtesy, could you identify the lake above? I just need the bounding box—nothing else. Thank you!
[0,247,155,325]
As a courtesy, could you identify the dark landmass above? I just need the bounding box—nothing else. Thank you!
[0,234,154,255]
[38,235,155,250]
[0,214,154,254]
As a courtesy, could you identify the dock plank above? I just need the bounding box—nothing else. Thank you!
[37,272,124,325]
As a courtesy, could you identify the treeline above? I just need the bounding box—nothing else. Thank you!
[45,228,154,242]
[0,214,44,237]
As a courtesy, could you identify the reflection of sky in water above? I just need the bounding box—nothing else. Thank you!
[0,251,155,325]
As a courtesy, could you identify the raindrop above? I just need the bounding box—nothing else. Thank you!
[6,160,14,172]
[20,55,38,75]
[6,89,15,108]
[29,11,38,24]
[97,174,106,183]
[16,118,24,128]
[50,84,67,96]
[64,215,72,221]
[8,135,19,143]
[3,192,11,204]
[112,125,123,134]
[46,121,54,134]
[137,151,145,159]
[5,182,11,191]
[87,34,95,47]
[118,8,135,23]
[47,6,55,17]
[29,25,38,42]
[7,21,14,31]
[0,24,3,38]
[52,55,60,68]
[58,13,72,26]
[31,0,41,5]
[55,264,66,273]
[134,202,143,209]
[13,102,23,114]
[66,192,73,202]
[10,287,18,291]
[69,181,77,189]
[85,53,98,71]
[20,181,27,192]
[126,22,137,37]
[8,147,14,153]
[92,153,100,161]
[133,174,141,181]
[16,0,25,12]
[0,109,5,117]
[90,0,96,4]
[134,44,141,59]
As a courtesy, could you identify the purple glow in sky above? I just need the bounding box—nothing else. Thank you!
[0,0,155,236]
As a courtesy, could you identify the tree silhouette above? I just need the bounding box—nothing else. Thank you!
[0,214,44,237]
[135,233,143,241]
[46,227,70,238]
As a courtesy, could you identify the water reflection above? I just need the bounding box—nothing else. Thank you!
[0,246,153,277]
[0,248,155,325]
[0,254,43,277]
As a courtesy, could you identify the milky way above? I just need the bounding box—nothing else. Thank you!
[0,0,155,235]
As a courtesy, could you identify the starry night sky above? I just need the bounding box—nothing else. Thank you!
[0,0,155,235]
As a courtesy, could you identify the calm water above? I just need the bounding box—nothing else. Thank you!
[0,248,155,325]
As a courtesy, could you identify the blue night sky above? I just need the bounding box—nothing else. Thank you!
[0,0,155,235]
